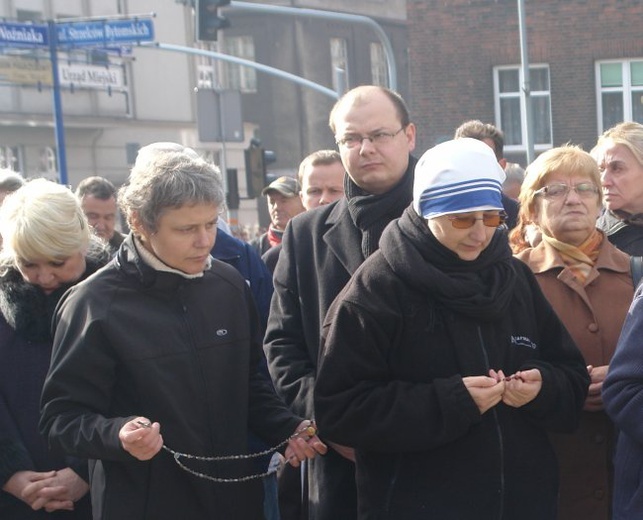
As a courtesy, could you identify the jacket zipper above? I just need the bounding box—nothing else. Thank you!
[177,285,218,449]
[477,325,505,520]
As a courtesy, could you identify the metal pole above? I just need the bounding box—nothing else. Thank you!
[518,0,534,164]
[142,42,339,99]
[48,20,68,185]
[216,89,232,225]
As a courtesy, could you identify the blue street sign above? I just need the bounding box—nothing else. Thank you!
[0,22,48,48]
[56,19,154,46]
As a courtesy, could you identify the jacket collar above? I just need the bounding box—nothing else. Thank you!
[322,155,418,275]
[518,232,630,281]
[323,198,364,275]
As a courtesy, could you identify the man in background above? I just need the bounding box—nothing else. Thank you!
[298,150,345,210]
[76,176,125,255]
[263,151,346,273]
[251,176,305,256]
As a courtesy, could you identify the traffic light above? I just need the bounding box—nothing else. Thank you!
[196,0,231,42]
[245,144,266,199]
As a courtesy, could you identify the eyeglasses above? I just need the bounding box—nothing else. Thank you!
[335,127,405,149]
[534,182,599,199]
[447,212,507,229]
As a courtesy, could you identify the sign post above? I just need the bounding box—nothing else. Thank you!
[48,20,68,184]
[0,16,154,185]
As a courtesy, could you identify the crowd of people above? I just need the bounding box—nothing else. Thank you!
[2,86,643,519]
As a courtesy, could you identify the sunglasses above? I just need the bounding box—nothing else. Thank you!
[447,212,507,229]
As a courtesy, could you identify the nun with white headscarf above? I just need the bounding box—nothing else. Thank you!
[314,138,589,519]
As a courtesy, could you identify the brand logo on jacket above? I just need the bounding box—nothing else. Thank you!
[510,335,537,349]
[216,329,228,337]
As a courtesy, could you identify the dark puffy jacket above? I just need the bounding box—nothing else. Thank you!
[315,210,590,520]
[40,236,300,520]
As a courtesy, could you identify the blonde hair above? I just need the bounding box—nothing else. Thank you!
[0,179,90,267]
[592,121,643,167]
[509,145,602,253]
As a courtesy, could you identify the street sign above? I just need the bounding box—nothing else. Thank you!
[0,56,52,85]
[56,19,154,46]
[0,22,48,48]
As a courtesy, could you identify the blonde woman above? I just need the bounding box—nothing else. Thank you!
[0,179,109,519]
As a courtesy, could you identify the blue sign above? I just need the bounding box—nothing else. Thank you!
[56,19,154,46]
[0,22,48,47]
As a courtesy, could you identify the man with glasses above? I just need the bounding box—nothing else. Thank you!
[264,85,417,520]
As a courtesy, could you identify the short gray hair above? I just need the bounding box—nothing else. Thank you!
[119,148,225,232]
[0,168,25,193]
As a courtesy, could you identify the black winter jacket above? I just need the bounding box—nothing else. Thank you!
[0,248,108,520]
[315,208,589,520]
[40,236,301,520]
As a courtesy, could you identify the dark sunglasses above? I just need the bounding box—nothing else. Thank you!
[447,212,507,229]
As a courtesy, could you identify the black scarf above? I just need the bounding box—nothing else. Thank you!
[380,206,517,321]
[345,156,415,259]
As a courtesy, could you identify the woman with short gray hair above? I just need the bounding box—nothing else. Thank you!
[40,144,326,520]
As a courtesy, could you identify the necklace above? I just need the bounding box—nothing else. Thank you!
[138,420,316,483]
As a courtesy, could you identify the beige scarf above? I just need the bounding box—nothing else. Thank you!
[541,229,603,284]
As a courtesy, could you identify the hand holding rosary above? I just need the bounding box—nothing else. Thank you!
[131,418,327,483]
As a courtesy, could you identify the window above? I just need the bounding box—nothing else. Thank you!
[370,43,388,87]
[0,146,23,172]
[16,10,42,22]
[596,59,643,133]
[39,147,57,176]
[221,36,257,93]
[494,65,552,151]
[330,38,348,92]
[197,64,215,89]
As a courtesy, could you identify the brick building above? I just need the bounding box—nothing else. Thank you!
[407,0,643,165]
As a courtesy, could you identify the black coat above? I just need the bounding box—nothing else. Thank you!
[264,156,417,520]
[597,209,643,255]
[0,248,108,519]
[40,237,301,520]
[314,209,590,520]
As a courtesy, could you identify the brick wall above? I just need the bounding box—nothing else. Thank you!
[407,0,643,164]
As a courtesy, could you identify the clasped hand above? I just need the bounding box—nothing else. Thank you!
[463,368,542,414]
[2,467,88,512]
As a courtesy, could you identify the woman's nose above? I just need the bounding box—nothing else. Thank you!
[469,220,487,240]
[38,269,55,283]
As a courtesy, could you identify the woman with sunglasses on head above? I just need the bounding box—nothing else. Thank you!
[314,138,589,519]
[510,145,633,520]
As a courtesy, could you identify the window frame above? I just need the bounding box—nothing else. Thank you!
[493,64,553,153]
[220,35,257,93]
[595,58,643,134]
[330,37,349,92]
[370,42,388,87]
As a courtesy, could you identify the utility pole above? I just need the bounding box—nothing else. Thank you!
[518,0,534,164]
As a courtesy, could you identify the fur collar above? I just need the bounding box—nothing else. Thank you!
[0,251,110,343]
